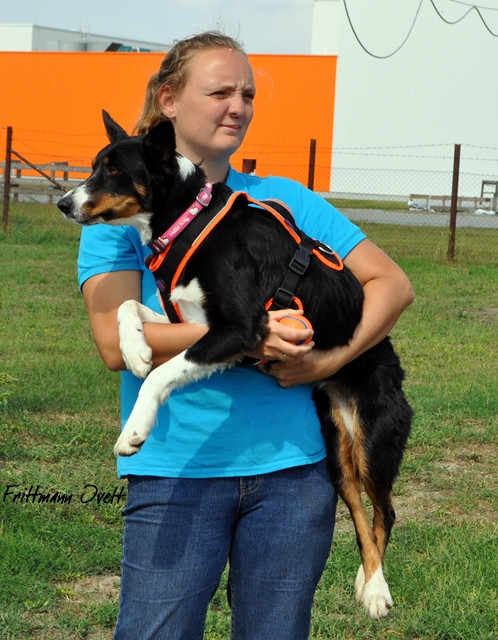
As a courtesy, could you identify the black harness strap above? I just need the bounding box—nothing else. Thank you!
[270,237,316,310]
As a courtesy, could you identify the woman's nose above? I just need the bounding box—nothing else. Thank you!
[228,94,245,117]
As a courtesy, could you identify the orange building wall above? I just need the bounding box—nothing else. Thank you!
[0,52,336,190]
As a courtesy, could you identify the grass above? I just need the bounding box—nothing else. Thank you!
[327,197,407,211]
[1,202,497,639]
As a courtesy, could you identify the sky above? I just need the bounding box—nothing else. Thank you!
[0,0,315,54]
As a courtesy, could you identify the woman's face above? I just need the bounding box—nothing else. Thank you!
[159,48,255,168]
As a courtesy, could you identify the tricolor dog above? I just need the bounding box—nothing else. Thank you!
[58,111,412,620]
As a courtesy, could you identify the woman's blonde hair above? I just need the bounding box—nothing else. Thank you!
[135,31,247,135]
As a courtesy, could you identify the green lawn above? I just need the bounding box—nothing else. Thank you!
[326,197,407,211]
[0,203,496,639]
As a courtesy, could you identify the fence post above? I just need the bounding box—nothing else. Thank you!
[242,159,256,174]
[447,143,461,261]
[307,139,316,191]
[2,126,13,231]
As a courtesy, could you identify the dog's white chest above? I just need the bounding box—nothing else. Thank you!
[170,278,207,325]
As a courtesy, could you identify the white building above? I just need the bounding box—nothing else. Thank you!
[312,0,498,199]
[0,23,169,52]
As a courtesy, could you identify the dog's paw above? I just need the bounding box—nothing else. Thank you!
[114,431,146,457]
[118,301,153,378]
[360,566,393,619]
[121,337,153,379]
[113,419,150,457]
[119,321,153,378]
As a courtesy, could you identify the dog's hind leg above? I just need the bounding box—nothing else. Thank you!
[355,387,411,616]
[369,489,395,563]
[353,468,396,614]
[339,475,393,619]
[329,396,393,620]
[114,352,228,456]
[352,486,394,620]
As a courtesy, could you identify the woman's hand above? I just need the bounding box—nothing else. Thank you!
[267,347,345,387]
[246,308,314,363]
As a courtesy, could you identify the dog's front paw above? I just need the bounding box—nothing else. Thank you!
[118,306,153,378]
[120,336,153,379]
[113,415,151,456]
[360,566,393,619]
[114,429,146,457]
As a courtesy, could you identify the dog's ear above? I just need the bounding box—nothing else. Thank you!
[143,120,177,175]
[102,110,128,142]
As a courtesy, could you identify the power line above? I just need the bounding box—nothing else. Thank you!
[449,1,498,13]
[342,0,423,59]
[432,0,498,36]
[342,0,498,59]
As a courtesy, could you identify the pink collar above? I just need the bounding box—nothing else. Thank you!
[149,182,213,253]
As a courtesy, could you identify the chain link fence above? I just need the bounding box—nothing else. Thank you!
[321,143,498,262]
[2,132,497,263]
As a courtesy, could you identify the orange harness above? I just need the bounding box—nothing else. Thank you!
[146,190,344,322]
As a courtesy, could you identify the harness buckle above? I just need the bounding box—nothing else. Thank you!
[288,244,312,276]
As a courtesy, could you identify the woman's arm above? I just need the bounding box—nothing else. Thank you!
[268,239,415,387]
[82,270,208,371]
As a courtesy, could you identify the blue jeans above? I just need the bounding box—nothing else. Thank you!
[113,460,337,640]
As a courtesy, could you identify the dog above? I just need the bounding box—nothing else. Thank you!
[58,111,412,619]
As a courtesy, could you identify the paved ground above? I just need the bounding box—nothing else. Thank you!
[340,209,498,229]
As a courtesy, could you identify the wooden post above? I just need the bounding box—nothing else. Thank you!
[2,126,13,231]
[242,159,256,174]
[307,139,316,191]
[447,144,461,261]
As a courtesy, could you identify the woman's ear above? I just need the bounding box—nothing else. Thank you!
[158,87,176,120]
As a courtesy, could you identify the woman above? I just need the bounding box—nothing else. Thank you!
[78,31,414,640]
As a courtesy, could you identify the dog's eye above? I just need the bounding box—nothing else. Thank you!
[108,165,120,175]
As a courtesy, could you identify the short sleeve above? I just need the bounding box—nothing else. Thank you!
[77,224,145,290]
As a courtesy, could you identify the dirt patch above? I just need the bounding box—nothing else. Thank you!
[25,575,120,639]
[57,574,121,605]
[475,307,498,324]
[399,442,496,525]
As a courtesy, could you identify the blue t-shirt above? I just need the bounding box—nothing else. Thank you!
[78,168,366,478]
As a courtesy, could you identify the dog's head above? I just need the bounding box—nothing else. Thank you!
[57,111,184,242]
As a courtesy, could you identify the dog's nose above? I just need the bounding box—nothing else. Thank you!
[57,194,72,217]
